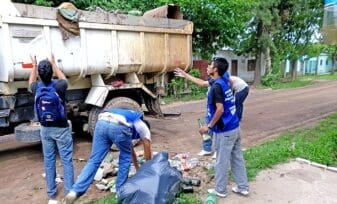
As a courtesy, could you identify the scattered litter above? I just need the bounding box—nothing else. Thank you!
[94,168,104,181]
[169,153,200,171]
[73,158,87,162]
[42,172,63,183]
[95,183,109,191]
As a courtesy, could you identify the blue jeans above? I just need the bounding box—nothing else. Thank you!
[41,126,74,198]
[72,120,132,196]
[215,127,249,194]
[235,86,249,121]
[202,130,214,152]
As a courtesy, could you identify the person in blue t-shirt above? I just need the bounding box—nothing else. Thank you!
[199,57,249,198]
[65,109,151,203]
[28,54,74,204]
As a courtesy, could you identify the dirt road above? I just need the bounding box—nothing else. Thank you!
[0,80,337,204]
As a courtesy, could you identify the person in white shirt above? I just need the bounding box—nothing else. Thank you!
[229,76,249,121]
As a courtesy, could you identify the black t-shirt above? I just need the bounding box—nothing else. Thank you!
[30,80,68,127]
[209,83,225,130]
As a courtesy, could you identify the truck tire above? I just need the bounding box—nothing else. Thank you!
[88,97,142,136]
[15,123,41,143]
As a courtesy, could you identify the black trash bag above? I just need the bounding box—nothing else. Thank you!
[117,151,182,204]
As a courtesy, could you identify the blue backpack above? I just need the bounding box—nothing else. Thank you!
[34,81,66,126]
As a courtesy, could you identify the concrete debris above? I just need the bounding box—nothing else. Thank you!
[95,183,109,191]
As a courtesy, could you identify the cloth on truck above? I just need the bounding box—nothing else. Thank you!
[56,2,80,40]
[117,151,181,204]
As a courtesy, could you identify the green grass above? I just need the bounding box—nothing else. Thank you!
[302,72,337,81]
[267,79,314,90]
[89,192,202,204]
[263,73,337,90]
[244,113,337,180]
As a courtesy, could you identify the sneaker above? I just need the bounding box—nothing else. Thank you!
[48,199,58,204]
[207,189,227,198]
[212,152,217,159]
[197,150,212,156]
[65,191,78,204]
[232,186,249,196]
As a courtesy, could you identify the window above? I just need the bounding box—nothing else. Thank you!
[320,59,323,65]
[326,59,329,65]
[247,59,256,71]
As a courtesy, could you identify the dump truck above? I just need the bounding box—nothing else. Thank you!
[0,2,193,142]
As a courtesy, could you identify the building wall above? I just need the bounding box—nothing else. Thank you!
[216,50,265,83]
[285,54,333,75]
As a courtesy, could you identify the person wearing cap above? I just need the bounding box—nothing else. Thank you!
[65,108,151,204]
[28,54,74,204]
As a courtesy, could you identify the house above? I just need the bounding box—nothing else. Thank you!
[193,49,265,83]
[285,53,333,75]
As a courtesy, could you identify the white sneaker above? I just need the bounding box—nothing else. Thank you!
[65,191,78,204]
[197,150,212,156]
[207,189,227,198]
[232,186,249,196]
[48,199,58,204]
[212,152,217,159]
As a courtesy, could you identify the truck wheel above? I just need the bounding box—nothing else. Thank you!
[15,122,41,143]
[88,97,142,136]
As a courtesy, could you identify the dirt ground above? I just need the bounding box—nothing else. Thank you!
[0,80,337,204]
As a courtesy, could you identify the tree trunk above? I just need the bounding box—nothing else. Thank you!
[332,52,337,75]
[254,51,262,86]
[253,20,263,86]
[332,57,336,74]
[315,56,319,76]
[264,47,271,75]
[291,60,297,81]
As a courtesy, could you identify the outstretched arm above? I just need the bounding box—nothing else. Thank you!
[49,54,66,80]
[174,68,209,87]
[28,55,37,86]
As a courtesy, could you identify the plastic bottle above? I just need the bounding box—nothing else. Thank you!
[204,192,217,204]
[198,119,211,141]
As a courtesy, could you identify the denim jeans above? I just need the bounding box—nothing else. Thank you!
[41,126,74,198]
[202,130,214,152]
[214,127,249,194]
[72,120,132,196]
[235,86,249,121]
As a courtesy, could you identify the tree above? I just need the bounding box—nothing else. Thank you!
[233,0,280,86]
[274,0,323,80]
[14,0,254,60]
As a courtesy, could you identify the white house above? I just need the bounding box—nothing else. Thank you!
[215,49,266,83]
[285,53,333,75]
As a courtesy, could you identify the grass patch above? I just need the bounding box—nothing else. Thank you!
[301,72,337,81]
[89,193,202,204]
[262,73,337,90]
[267,79,314,90]
[245,113,337,180]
